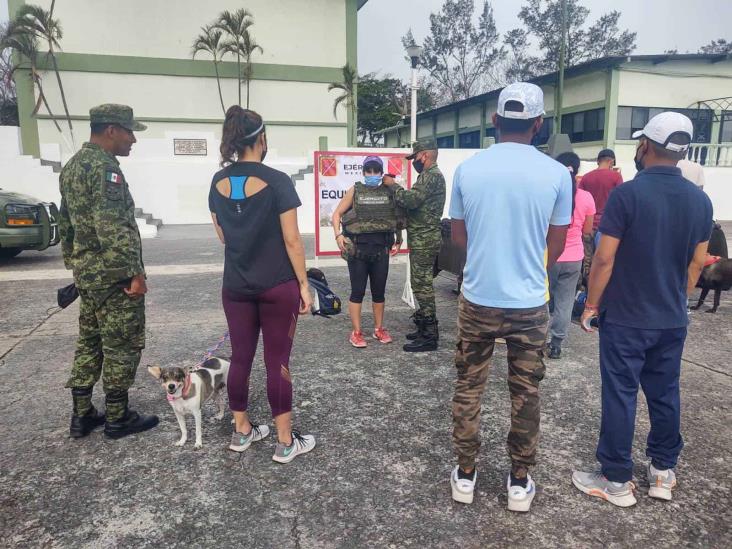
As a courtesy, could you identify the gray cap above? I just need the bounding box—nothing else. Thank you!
[89,104,147,131]
[497,82,545,119]
[406,138,438,160]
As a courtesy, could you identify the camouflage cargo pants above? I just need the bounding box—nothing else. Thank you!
[452,295,548,474]
[65,287,145,395]
[410,245,440,318]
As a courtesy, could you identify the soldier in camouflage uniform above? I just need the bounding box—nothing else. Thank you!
[59,104,158,439]
[383,138,446,352]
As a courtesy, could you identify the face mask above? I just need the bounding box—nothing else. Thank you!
[260,134,268,162]
[364,175,382,187]
[413,160,425,173]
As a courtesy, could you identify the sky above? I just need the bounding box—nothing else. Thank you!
[358,0,732,80]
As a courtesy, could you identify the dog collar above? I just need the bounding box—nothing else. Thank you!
[167,374,192,401]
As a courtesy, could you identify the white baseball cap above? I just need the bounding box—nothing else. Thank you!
[497,82,545,119]
[632,112,694,152]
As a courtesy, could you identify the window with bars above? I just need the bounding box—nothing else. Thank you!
[436,135,455,149]
[560,109,605,143]
[616,106,713,143]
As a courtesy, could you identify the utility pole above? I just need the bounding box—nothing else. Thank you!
[554,0,567,135]
[406,43,424,145]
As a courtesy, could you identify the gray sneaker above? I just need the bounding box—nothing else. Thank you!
[648,464,677,501]
[572,470,637,507]
[272,431,316,463]
[229,424,270,452]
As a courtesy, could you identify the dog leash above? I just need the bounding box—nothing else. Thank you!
[194,331,230,370]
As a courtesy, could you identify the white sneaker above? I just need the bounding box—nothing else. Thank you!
[229,424,270,452]
[451,466,477,504]
[272,431,316,463]
[507,474,536,512]
[647,464,677,501]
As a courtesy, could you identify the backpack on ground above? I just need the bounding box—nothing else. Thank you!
[307,268,342,317]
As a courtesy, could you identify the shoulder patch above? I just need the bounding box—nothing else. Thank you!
[104,168,125,201]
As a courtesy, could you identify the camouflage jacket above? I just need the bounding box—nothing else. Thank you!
[393,164,446,249]
[59,142,144,289]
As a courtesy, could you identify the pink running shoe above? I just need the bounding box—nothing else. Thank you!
[373,328,393,344]
[349,331,367,348]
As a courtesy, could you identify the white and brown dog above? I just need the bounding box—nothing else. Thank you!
[148,357,230,449]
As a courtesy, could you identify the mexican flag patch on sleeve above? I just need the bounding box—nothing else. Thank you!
[105,170,121,184]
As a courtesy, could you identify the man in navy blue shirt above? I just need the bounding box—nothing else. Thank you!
[573,112,712,507]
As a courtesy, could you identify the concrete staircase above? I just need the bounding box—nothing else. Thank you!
[291,165,314,186]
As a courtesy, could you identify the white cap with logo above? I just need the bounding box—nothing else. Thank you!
[632,112,694,152]
[497,82,546,120]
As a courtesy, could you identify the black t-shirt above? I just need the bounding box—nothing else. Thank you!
[209,162,301,295]
[599,166,713,329]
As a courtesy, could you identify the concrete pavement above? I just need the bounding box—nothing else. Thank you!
[1,225,730,548]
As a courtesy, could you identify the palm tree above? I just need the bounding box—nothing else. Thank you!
[2,20,71,151]
[217,9,254,107]
[15,3,75,149]
[328,64,357,146]
[192,24,227,114]
[238,31,263,109]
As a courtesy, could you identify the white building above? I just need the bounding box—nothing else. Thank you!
[9,0,368,161]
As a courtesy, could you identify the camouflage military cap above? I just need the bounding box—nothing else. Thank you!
[89,104,147,131]
[406,138,438,159]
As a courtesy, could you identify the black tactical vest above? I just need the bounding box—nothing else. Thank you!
[342,182,400,234]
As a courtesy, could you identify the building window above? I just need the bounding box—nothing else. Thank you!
[617,106,713,143]
[459,130,481,149]
[720,111,732,143]
[532,117,554,146]
[436,135,455,149]
[561,108,604,143]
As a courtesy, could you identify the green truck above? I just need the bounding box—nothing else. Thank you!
[0,189,60,259]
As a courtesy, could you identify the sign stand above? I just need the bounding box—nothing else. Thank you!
[401,256,415,309]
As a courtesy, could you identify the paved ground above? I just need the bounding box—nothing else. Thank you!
[1,225,731,548]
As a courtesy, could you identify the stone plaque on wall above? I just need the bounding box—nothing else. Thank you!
[173,138,207,156]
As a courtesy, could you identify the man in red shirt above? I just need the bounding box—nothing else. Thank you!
[579,149,623,236]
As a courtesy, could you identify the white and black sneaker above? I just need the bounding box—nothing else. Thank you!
[272,431,316,463]
[451,466,477,504]
[229,424,270,452]
[507,473,537,512]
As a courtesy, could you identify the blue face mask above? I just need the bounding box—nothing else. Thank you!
[363,175,382,187]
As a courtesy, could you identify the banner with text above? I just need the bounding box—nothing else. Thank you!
[314,151,412,256]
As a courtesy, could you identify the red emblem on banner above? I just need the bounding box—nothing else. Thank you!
[319,156,337,177]
[387,157,403,176]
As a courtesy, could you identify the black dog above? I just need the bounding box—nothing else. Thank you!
[692,258,732,313]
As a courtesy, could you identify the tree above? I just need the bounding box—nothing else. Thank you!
[328,64,357,146]
[15,3,76,148]
[2,20,70,147]
[699,39,731,54]
[192,25,227,114]
[0,23,19,125]
[514,0,636,74]
[502,28,538,82]
[217,9,262,108]
[402,0,505,104]
[357,73,438,146]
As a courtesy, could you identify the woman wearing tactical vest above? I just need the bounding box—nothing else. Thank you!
[332,156,404,348]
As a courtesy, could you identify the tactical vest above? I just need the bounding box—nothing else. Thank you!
[341,182,404,235]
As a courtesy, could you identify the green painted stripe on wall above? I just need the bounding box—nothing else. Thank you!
[32,52,345,84]
[35,114,347,127]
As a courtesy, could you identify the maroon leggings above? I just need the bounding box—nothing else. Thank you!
[222,280,300,417]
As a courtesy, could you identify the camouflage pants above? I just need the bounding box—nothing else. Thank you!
[66,287,145,404]
[410,245,440,318]
[452,295,548,474]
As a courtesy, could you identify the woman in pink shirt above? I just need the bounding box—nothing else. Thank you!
[548,152,596,359]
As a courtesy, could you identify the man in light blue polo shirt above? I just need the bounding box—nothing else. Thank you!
[448,82,572,512]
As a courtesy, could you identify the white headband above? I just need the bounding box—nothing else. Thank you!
[244,123,264,139]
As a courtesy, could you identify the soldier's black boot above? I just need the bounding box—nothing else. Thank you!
[403,317,439,353]
[70,387,105,438]
[406,311,425,340]
[103,391,159,440]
